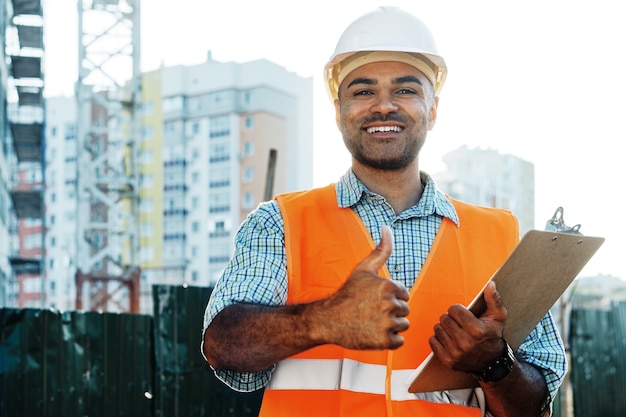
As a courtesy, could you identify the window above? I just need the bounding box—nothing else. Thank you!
[163,96,183,112]
[142,101,154,116]
[209,167,229,188]
[142,126,154,141]
[141,222,153,236]
[164,121,179,134]
[140,246,154,261]
[243,141,254,156]
[24,218,42,227]
[209,192,230,213]
[192,221,199,233]
[24,278,40,292]
[187,97,202,112]
[141,150,154,165]
[24,234,41,249]
[244,116,254,130]
[243,166,254,182]
[141,174,154,189]
[65,123,76,141]
[209,115,230,138]
[209,143,230,163]
[140,198,154,213]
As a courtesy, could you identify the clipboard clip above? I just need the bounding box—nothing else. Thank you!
[545,207,582,235]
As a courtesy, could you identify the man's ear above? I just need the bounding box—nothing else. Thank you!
[334,98,341,129]
[428,97,439,130]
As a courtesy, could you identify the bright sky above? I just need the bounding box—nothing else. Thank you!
[43,0,625,280]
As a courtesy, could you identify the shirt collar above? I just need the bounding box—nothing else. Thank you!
[336,169,460,226]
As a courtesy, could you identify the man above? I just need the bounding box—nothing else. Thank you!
[202,6,566,417]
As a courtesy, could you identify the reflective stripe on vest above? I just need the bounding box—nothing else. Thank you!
[268,357,484,408]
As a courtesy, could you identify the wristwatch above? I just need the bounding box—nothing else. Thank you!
[470,339,516,383]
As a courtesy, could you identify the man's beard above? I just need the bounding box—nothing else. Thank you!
[342,113,428,171]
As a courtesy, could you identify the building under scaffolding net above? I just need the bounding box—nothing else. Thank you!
[4,0,46,308]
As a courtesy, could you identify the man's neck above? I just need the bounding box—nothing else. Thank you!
[352,164,424,214]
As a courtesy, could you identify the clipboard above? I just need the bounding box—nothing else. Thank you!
[407,229,605,393]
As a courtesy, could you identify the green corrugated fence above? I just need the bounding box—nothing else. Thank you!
[6,286,625,416]
[152,285,263,417]
[570,301,626,417]
[0,285,263,417]
[0,308,154,416]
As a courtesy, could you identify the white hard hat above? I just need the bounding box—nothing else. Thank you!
[324,6,447,101]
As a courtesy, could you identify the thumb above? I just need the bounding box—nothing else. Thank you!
[360,226,393,273]
[482,281,507,322]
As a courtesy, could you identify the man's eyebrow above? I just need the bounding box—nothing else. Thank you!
[393,75,423,86]
[346,77,376,89]
[346,75,423,89]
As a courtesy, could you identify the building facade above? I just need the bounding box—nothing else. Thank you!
[138,54,313,312]
[43,96,78,311]
[434,145,535,234]
[41,55,312,313]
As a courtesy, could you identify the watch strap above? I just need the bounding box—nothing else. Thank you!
[470,339,516,383]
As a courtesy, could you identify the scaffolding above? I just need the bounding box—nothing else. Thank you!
[74,0,141,312]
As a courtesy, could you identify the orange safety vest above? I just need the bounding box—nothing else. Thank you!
[259,184,519,417]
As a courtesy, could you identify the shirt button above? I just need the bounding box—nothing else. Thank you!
[393,265,401,272]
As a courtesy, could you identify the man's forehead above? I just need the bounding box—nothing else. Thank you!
[341,61,429,87]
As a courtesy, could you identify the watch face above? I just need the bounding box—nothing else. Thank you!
[489,363,510,382]
[473,340,515,383]
[481,343,515,382]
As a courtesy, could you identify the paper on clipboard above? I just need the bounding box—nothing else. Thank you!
[406,229,605,393]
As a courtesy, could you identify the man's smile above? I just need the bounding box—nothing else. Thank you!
[366,125,404,134]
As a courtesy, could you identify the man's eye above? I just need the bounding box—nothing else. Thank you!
[354,90,373,96]
[396,88,417,95]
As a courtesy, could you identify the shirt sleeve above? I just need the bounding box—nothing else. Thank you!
[515,311,567,413]
[201,200,288,392]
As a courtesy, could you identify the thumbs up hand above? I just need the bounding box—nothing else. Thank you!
[314,226,410,350]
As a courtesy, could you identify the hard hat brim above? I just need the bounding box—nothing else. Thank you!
[325,51,447,101]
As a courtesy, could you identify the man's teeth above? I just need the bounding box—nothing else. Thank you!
[367,126,402,133]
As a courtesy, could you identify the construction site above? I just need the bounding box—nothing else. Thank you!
[1,1,626,416]
[1,0,304,415]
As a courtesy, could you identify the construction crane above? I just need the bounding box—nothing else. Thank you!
[74,0,141,312]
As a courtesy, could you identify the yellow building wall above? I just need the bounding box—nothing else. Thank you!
[139,70,164,269]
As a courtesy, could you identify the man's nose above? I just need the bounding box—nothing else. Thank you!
[370,92,398,114]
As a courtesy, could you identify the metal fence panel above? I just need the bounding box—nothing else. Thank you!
[2,286,266,417]
[152,285,263,417]
[570,302,626,417]
[0,307,154,417]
